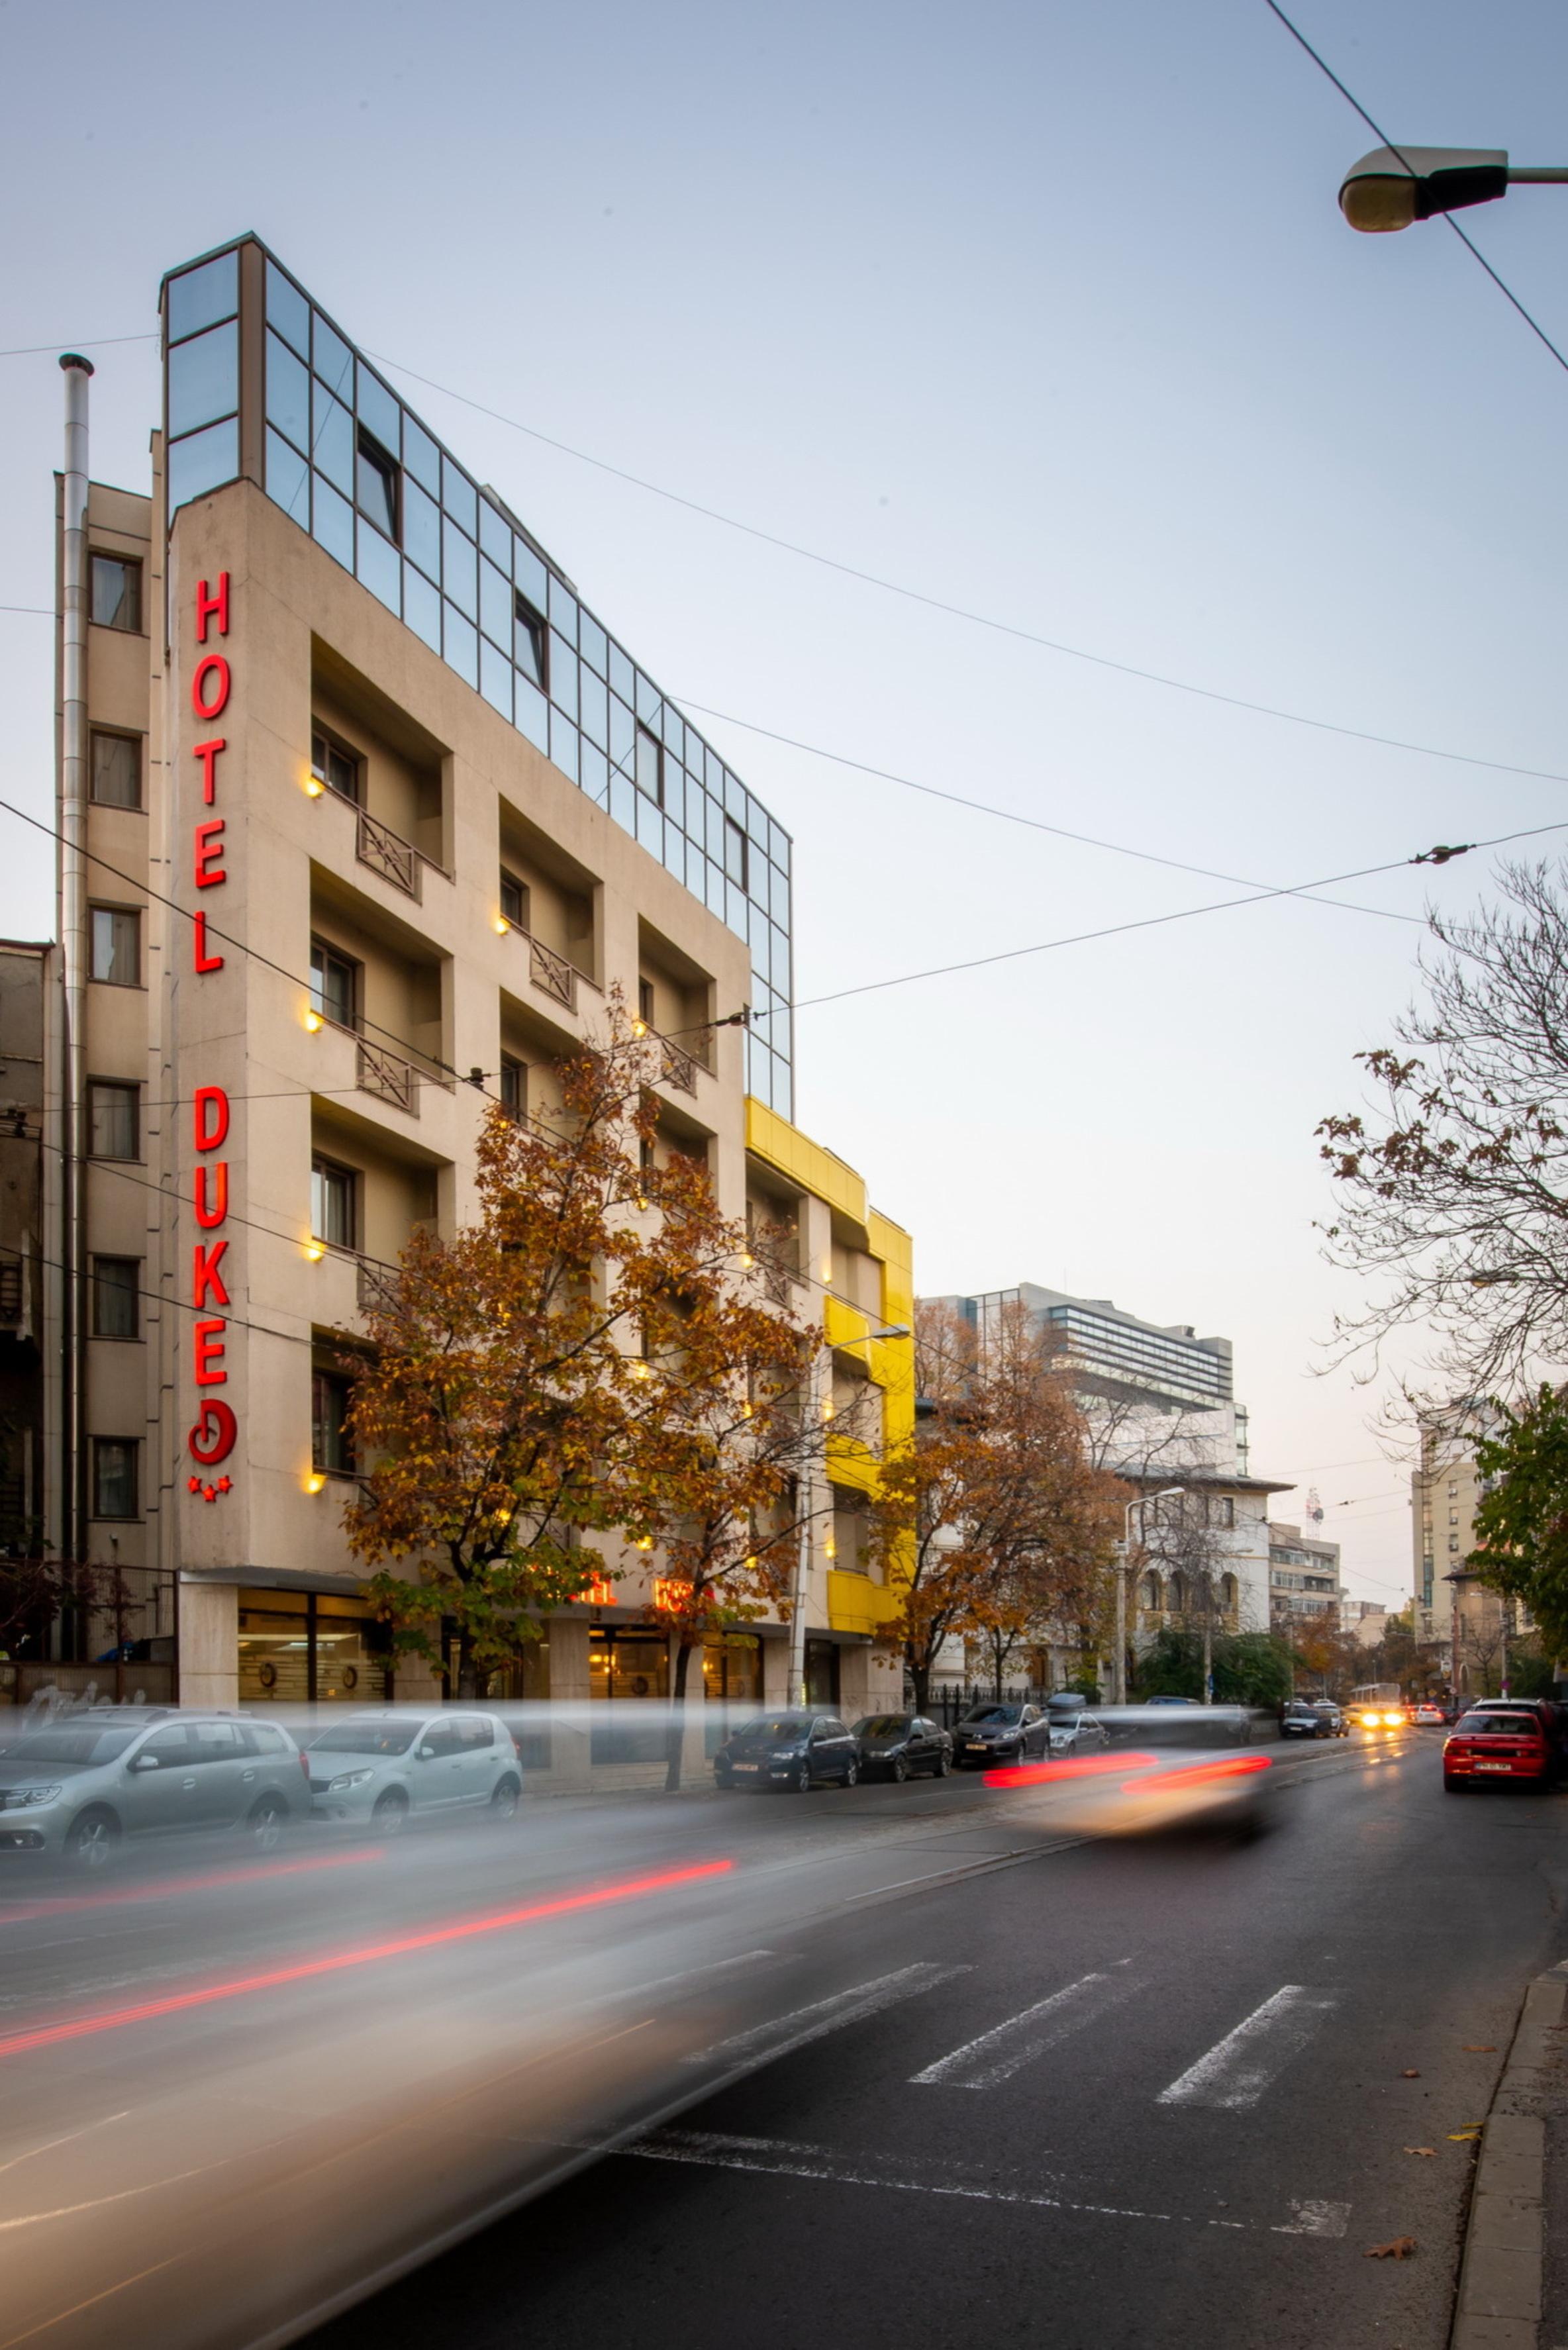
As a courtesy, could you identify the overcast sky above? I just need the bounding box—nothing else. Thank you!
[3,0,1567,1606]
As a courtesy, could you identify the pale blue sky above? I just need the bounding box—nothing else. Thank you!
[4,0,1567,1604]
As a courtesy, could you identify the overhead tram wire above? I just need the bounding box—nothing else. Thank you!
[364,350,1568,794]
[1261,0,1568,381]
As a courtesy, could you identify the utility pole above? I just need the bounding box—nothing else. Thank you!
[1112,1541,1128,1705]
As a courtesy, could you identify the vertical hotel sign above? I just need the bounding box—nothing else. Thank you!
[185,571,237,1503]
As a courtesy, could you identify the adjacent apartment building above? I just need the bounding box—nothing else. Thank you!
[37,234,912,1734]
[1267,1521,1342,1630]
[1410,1404,1529,1696]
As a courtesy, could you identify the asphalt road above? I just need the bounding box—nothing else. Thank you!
[302,1734,1568,2350]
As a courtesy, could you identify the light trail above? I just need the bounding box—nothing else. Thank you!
[0,1845,388,1925]
[983,1751,1159,1789]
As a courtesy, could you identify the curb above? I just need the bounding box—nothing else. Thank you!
[1450,1957,1568,2350]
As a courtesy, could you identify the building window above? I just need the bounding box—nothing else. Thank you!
[309,937,357,1030]
[87,1080,138,1161]
[1142,1572,1162,1609]
[500,869,528,928]
[355,428,399,542]
[1208,1493,1234,1529]
[310,725,361,803]
[312,1368,357,1477]
[89,906,140,987]
[311,1156,358,1251]
[499,1056,524,1122]
[514,594,547,688]
[91,1257,140,1340]
[634,724,663,805]
[90,730,141,809]
[1220,1573,1238,1610]
[92,1438,138,1520]
[722,814,748,889]
[638,978,656,1028]
[89,554,141,633]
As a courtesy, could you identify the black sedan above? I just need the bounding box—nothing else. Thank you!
[1281,1700,1332,1739]
[713,1712,859,1792]
[852,1713,953,1782]
[951,1703,1052,1769]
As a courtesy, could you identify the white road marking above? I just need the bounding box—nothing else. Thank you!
[682,1963,969,2069]
[1157,1986,1338,2110]
[911,1963,1136,2088]
[618,2127,1349,2243]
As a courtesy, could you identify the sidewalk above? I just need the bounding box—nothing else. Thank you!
[1452,1955,1568,2349]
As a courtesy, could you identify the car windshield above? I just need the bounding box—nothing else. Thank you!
[965,1706,1022,1726]
[854,1716,910,1737]
[307,1722,420,1756]
[0,1726,141,1767]
[735,1716,810,1741]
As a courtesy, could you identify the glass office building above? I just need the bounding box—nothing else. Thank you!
[160,236,795,1117]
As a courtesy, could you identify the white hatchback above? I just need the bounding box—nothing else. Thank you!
[305,1710,522,1832]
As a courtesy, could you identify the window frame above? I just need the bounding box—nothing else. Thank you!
[308,936,359,1032]
[514,593,548,691]
[89,728,142,811]
[312,1365,358,1479]
[87,1079,139,1163]
[88,904,141,988]
[91,1436,140,1521]
[722,814,748,891]
[309,723,362,806]
[354,426,400,544]
[310,1155,360,1253]
[634,724,664,807]
[88,553,142,634]
[499,868,528,929]
[90,1255,140,1341]
[499,1055,525,1123]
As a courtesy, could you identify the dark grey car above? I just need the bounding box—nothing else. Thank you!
[952,1703,1052,1768]
[0,1709,309,1868]
[714,1712,859,1791]
[852,1713,953,1781]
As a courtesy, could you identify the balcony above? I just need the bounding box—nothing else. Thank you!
[331,800,447,905]
[321,1021,452,1120]
[355,1253,401,1314]
[658,1034,698,1096]
[528,934,577,1012]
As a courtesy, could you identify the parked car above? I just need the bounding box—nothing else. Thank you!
[1311,1701,1349,1738]
[1047,1711,1112,1757]
[1281,1700,1331,1740]
[0,1707,309,1867]
[714,1712,859,1792]
[1144,1695,1200,1706]
[952,1703,1052,1769]
[305,1710,522,1832]
[1443,1706,1557,1791]
[851,1714,952,1782]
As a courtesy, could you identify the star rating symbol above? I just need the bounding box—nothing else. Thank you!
[187,1475,234,1502]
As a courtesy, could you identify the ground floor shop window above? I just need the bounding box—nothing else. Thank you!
[446,1633,550,1766]
[805,1636,840,1707]
[703,1630,763,1754]
[239,1589,387,1704]
[589,1626,669,1761]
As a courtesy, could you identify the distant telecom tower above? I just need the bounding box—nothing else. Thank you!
[1306,1485,1325,1527]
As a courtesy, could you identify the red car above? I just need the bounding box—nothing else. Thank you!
[1443,1706,1556,1790]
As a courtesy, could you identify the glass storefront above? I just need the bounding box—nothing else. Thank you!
[589,1626,669,1762]
[238,1589,387,1705]
[703,1630,763,1753]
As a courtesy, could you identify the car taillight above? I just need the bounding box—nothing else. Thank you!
[1446,1741,1469,1758]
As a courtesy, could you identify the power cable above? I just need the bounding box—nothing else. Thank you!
[0,332,158,362]
[1261,0,1568,377]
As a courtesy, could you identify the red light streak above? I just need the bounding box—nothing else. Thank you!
[984,1751,1159,1789]
[0,1858,732,2061]
[0,1845,387,1926]
[1120,1754,1273,1794]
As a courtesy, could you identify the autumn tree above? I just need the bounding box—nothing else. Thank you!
[1464,1385,1568,1660]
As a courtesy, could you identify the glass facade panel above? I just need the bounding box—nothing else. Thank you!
[168,320,238,439]
[266,328,310,451]
[403,411,440,496]
[547,572,577,639]
[443,605,478,687]
[265,259,310,358]
[479,497,511,573]
[167,250,238,344]
[313,312,354,402]
[265,428,309,524]
[478,556,511,648]
[609,642,634,704]
[167,418,239,513]
[514,676,549,754]
[442,457,477,538]
[548,633,576,719]
[312,473,354,570]
[514,540,548,613]
[403,562,441,652]
[356,520,401,614]
[580,612,608,675]
[442,516,476,618]
[403,477,440,583]
[312,380,353,495]
[479,634,513,718]
[550,713,579,783]
[356,360,400,455]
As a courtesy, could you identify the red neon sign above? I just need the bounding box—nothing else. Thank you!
[185,574,235,1491]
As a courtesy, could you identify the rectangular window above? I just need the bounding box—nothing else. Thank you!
[634,724,663,805]
[309,937,357,1030]
[722,814,748,890]
[313,1368,357,1476]
[499,1055,524,1122]
[87,1080,138,1161]
[90,731,141,809]
[514,594,547,689]
[89,906,140,987]
[499,869,528,928]
[89,555,141,633]
[92,1438,138,1520]
[91,1257,140,1339]
[309,724,361,803]
[638,979,656,1030]
[355,427,399,542]
[310,1156,358,1251]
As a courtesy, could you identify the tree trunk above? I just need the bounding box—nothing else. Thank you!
[908,1644,930,1712]
[991,1631,1004,1702]
[458,1622,479,1700]
[1200,1622,1212,1705]
[664,1632,696,1793]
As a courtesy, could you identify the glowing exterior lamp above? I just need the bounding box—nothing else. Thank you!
[305,1471,326,1494]
[1338,145,1568,234]
[493,914,510,936]
[303,1003,324,1033]
[303,1238,326,1263]
[304,773,325,798]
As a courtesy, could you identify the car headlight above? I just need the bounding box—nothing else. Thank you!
[769,1749,801,1761]
[2,1784,62,1808]
[326,1769,375,1792]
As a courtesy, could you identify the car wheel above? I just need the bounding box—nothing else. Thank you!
[371,1788,409,1836]
[793,1761,812,1793]
[891,1755,908,1784]
[934,1749,950,1777]
[489,1775,521,1821]
[64,1808,119,1869]
[842,1759,858,1788]
[246,1794,288,1853]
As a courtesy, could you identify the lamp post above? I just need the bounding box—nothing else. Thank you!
[1338,145,1568,234]
[789,1320,911,1708]
[1114,1486,1186,1706]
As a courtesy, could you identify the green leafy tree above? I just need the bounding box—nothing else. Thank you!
[1466,1385,1568,1655]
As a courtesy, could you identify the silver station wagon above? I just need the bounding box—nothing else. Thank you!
[0,1708,309,1867]
[305,1710,522,1832]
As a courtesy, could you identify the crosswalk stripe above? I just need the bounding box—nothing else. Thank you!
[682,1963,969,2070]
[910,1964,1138,2088]
[1156,1986,1338,2110]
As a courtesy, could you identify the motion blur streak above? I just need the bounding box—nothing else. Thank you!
[0,1846,387,1924]
[0,1857,734,2061]
[1124,1755,1273,1795]
[984,1752,1159,1790]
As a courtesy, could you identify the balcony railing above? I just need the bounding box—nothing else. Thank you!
[355,808,423,901]
[356,1253,401,1314]
[659,1035,698,1097]
[336,1028,453,1118]
[528,934,577,1012]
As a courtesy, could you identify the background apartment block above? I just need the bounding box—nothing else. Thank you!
[1267,1520,1342,1627]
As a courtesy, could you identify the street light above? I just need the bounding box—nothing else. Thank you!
[789,1320,912,1707]
[1339,145,1568,234]
[1114,1485,1187,1706]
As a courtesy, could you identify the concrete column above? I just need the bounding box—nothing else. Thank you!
[179,1580,238,1708]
